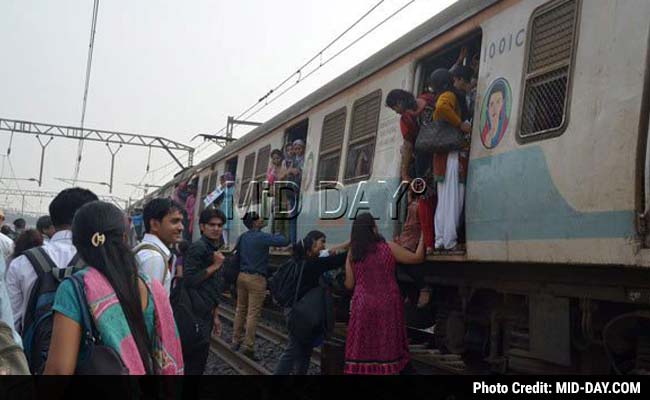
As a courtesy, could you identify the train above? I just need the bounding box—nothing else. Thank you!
[131,0,650,374]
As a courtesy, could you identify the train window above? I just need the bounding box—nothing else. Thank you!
[316,107,346,190]
[344,90,381,182]
[239,152,256,207]
[252,145,271,205]
[208,170,219,193]
[518,0,579,141]
[200,174,210,198]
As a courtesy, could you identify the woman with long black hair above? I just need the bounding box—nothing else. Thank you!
[44,201,183,375]
[274,230,348,375]
[344,213,424,374]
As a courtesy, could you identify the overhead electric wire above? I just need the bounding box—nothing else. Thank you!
[140,0,415,189]
[239,0,416,123]
[72,0,101,185]
[5,157,34,211]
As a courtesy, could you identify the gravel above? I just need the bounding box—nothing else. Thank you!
[203,316,320,375]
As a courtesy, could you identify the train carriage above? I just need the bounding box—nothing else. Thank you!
[135,0,650,374]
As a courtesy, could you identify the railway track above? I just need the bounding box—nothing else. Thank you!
[209,334,271,375]
[218,304,322,366]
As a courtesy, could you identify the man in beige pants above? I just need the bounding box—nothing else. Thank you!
[232,211,289,360]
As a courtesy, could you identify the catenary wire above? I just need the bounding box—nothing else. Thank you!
[72,0,101,184]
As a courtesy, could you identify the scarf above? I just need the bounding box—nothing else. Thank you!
[80,267,184,375]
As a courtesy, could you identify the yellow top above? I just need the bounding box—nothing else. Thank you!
[432,91,462,128]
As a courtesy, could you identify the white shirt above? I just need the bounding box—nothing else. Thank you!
[0,233,14,265]
[134,233,175,294]
[5,230,77,332]
[0,257,22,347]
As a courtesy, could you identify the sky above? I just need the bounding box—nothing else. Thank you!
[0,0,456,215]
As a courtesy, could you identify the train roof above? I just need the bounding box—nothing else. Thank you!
[177,0,499,182]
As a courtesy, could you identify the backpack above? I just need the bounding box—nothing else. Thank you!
[169,277,209,355]
[0,321,29,375]
[269,259,305,307]
[219,233,244,287]
[21,247,84,374]
[133,242,170,285]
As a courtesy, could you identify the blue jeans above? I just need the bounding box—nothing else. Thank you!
[274,334,313,375]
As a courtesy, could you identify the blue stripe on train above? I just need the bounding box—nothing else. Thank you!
[466,146,635,241]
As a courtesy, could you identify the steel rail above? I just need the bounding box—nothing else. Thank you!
[218,304,321,366]
[209,334,271,375]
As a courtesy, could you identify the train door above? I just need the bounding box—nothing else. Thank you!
[284,119,309,242]
[415,30,482,255]
[640,26,650,247]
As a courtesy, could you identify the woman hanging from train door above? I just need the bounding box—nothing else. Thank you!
[385,89,437,255]
[429,68,471,250]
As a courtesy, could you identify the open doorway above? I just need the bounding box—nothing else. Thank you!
[397,31,482,256]
[283,119,309,244]
[225,156,238,177]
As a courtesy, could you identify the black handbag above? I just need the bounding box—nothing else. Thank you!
[70,275,129,375]
[414,119,466,154]
[287,263,328,346]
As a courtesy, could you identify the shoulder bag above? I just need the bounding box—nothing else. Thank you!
[70,275,129,375]
[415,119,466,154]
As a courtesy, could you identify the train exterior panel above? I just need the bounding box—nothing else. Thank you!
[467,0,650,267]
[135,0,650,269]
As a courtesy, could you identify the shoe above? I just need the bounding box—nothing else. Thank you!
[230,342,240,352]
[242,348,260,361]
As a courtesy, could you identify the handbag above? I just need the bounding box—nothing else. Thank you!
[287,263,328,346]
[70,275,129,375]
[414,119,466,154]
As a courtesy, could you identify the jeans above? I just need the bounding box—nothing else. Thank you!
[233,273,267,352]
[274,333,313,375]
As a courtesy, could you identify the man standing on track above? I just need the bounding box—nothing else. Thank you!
[231,211,289,360]
[182,208,226,375]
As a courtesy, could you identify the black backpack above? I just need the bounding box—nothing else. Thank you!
[21,247,84,374]
[269,259,305,307]
[169,277,210,355]
[219,233,244,287]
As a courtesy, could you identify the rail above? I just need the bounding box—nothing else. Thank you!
[209,334,271,375]
[218,304,321,366]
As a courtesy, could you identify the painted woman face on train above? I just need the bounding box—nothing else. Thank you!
[488,91,504,128]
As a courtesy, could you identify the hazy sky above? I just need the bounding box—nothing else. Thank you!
[0,0,455,214]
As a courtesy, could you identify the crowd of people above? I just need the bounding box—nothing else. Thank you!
[0,188,426,376]
[387,47,478,308]
[0,48,479,377]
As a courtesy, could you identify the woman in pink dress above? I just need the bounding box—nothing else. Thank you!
[344,213,425,374]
